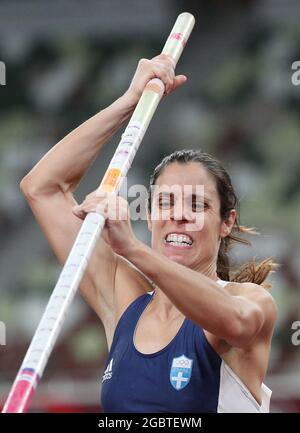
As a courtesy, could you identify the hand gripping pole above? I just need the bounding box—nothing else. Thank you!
[2,12,195,413]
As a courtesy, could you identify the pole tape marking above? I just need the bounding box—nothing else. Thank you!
[19,368,40,388]
[102,168,122,192]
[170,32,187,48]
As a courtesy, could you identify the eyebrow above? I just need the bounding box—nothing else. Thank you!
[189,193,212,202]
[157,192,212,202]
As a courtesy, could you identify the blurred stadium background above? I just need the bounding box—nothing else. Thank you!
[0,0,300,413]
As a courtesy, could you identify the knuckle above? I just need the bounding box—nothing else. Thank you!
[86,191,96,199]
[96,203,106,213]
[96,199,107,208]
[158,53,170,62]
[153,65,168,79]
[158,54,175,67]
[139,58,149,66]
[166,56,176,67]
[96,197,105,205]
[95,189,107,197]
[165,53,175,63]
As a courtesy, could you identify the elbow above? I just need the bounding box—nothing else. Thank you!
[20,175,61,200]
[224,306,264,348]
[20,175,47,201]
[20,175,38,200]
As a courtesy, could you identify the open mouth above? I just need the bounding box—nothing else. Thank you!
[164,233,193,248]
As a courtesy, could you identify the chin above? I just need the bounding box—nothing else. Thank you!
[165,252,189,265]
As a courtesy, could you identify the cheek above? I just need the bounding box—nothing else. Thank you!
[151,205,171,222]
[150,221,163,242]
[200,214,221,239]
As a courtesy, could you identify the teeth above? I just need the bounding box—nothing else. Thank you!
[168,241,191,247]
[165,233,193,245]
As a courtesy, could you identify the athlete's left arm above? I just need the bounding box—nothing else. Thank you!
[125,242,277,349]
[228,284,278,347]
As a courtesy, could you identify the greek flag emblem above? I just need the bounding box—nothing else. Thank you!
[170,354,193,390]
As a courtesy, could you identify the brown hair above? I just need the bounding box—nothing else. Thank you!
[147,149,277,288]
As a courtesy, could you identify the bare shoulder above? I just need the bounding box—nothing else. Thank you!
[216,282,277,397]
[228,281,278,331]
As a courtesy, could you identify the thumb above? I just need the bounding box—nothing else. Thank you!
[172,75,187,91]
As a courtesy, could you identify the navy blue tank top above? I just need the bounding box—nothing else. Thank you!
[100,291,222,413]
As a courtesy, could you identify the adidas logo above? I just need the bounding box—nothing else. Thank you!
[102,358,113,383]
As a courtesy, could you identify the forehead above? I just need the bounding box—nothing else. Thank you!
[155,162,217,197]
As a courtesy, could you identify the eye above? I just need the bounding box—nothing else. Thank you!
[192,202,206,212]
[159,200,172,209]
[158,193,174,209]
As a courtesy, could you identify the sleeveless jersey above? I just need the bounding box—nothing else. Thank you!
[100,279,272,413]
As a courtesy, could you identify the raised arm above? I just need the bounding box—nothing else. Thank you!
[20,54,186,346]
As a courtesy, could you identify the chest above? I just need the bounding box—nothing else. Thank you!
[133,313,186,354]
[102,310,223,413]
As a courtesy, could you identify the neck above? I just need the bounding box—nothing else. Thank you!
[149,261,220,320]
[150,288,181,319]
[193,259,219,281]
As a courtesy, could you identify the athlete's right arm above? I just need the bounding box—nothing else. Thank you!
[19,92,138,333]
[19,54,184,333]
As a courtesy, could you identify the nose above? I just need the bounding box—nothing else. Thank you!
[171,202,193,222]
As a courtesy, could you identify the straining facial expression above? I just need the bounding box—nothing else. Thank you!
[147,162,236,270]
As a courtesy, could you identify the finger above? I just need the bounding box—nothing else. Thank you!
[152,56,176,83]
[165,70,176,95]
[95,189,108,198]
[81,193,109,209]
[73,200,107,217]
[151,60,176,95]
[171,75,187,91]
[96,202,109,217]
[85,191,99,200]
[152,64,173,94]
[138,58,150,68]
[72,206,87,220]
[73,200,93,212]
[152,54,176,68]
[106,197,125,221]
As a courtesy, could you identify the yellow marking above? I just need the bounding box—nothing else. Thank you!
[102,168,122,192]
[145,82,163,94]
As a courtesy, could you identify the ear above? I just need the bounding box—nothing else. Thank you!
[220,209,236,238]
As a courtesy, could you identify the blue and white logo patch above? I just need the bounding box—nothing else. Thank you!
[170,354,193,390]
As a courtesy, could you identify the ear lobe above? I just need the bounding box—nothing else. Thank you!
[219,224,229,239]
[220,209,236,238]
[225,227,231,237]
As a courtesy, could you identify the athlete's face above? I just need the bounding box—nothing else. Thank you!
[147,162,236,270]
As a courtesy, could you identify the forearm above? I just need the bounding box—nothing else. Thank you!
[125,241,241,340]
[22,91,137,195]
